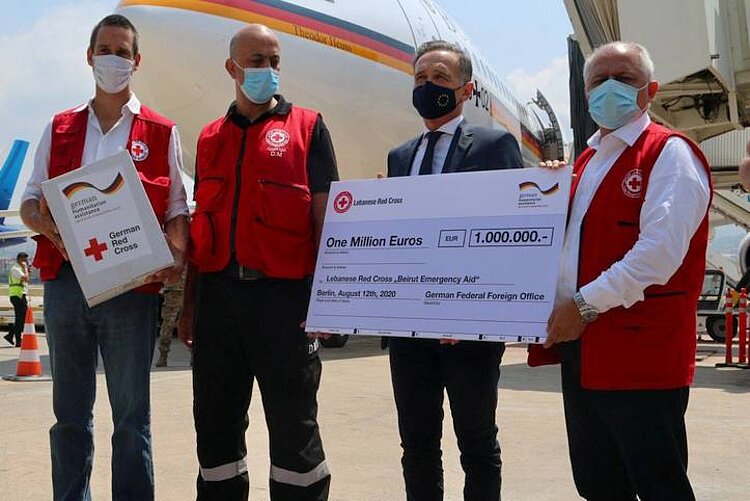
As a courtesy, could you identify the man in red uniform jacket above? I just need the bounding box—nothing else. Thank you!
[180,24,338,501]
[534,41,712,501]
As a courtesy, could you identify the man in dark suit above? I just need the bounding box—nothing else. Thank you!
[387,40,523,501]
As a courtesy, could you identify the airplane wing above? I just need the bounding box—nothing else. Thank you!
[0,229,36,240]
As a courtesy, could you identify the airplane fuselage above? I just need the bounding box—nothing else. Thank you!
[115,0,548,178]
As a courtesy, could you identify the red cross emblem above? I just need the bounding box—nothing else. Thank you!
[130,140,149,162]
[265,129,290,148]
[84,238,108,262]
[334,191,354,214]
[621,169,644,199]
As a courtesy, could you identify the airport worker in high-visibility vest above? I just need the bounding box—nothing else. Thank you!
[4,252,29,347]
[530,41,712,501]
[19,14,189,501]
[179,24,339,501]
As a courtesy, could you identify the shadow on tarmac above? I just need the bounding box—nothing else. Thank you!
[692,365,750,393]
[3,336,747,395]
[497,361,750,394]
[319,336,386,362]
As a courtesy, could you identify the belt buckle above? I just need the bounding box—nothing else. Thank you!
[238,266,264,281]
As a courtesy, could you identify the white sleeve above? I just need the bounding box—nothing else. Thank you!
[164,125,189,222]
[21,119,53,203]
[580,137,711,313]
[10,267,23,280]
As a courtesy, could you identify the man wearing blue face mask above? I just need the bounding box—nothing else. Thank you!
[19,13,189,501]
[180,24,338,501]
[529,41,711,500]
[387,40,523,501]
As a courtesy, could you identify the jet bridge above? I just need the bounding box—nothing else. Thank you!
[565,0,750,232]
[564,0,750,143]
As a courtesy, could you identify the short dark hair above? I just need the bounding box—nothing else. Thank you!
[413,40,472,84]
[16,252,28,260]
[89,14,139,56]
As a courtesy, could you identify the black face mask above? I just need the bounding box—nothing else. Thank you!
[412,81,461,119]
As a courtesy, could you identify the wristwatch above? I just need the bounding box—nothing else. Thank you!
[573,292,599,323]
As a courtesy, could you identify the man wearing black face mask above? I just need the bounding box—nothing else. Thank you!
[387,40,523,501]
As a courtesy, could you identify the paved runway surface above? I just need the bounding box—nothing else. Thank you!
[1,334,748,500]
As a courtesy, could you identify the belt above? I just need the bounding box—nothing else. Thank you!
[210,261,311,284]
[238,265,265,281]
[213,261,266,281]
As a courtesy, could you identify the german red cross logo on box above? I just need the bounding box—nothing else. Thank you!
[621,169,643,199]
[130,140,149,162]
[84,237,108,262]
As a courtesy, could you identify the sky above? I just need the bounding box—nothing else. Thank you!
[0,0,575,202]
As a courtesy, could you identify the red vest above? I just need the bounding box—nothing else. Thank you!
[529,123,712,390]
[33,104,174,293]
[190,106,319,278]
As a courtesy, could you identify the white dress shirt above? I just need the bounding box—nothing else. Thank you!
[22,94,189,222]
[409,114,464,175]
[556,112,711,313]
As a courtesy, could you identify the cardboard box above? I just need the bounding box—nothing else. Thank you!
[41,151,173,306]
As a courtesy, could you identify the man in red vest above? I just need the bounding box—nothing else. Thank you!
[179,24,338,501]
[533,41,711,500]
[19,15,189,501]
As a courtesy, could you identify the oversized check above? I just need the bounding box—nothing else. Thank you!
[305,167,571,343]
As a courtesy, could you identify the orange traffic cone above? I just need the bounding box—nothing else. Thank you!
[2,306,51,382]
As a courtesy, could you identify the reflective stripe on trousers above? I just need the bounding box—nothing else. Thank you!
[270,461,330,487]
[200,457,248,482]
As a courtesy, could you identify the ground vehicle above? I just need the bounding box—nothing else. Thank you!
[697,269,739,342]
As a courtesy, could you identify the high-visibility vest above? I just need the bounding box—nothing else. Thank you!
[8,264,25,298]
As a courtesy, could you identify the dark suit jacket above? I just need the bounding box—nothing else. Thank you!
[387,122,524,177]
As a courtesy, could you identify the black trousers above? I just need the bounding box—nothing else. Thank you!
[389,337,505,501]
[193,275,329,501]
[10,294,27,345]
[559,342,695,501]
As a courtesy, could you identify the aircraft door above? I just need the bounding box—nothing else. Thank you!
[395,0,441,48]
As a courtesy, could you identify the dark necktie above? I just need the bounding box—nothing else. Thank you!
[418,131,443,175]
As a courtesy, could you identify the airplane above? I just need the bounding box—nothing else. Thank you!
[114,0,564,347]
[114,0,564,178]
[0,139,35,247]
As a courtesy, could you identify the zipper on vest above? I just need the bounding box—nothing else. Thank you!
[207,213,216,255]
[258,179,308,192]
[229,128,249,256]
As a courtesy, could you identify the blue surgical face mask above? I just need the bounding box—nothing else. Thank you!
[587,79,648,130]
[234,61,279,104]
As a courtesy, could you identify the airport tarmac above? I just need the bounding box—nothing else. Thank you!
[1,334,749,501]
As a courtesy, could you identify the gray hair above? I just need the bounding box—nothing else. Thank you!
[583,41,655,84]
[413,40,472,84]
